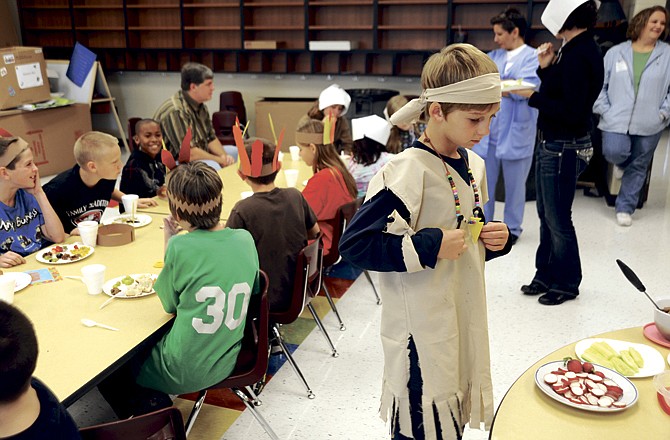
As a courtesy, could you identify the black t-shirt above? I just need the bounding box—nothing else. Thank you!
[120,149,166,199]
[44,165,116,233]
[227,187,318,312]
[2,378,81,440]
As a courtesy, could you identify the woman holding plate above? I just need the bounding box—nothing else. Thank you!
[473,7,539,245]
[593,5,670,227]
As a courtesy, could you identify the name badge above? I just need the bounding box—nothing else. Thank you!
[615,60,628,73]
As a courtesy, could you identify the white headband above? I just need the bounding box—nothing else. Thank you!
[390,73,501,126]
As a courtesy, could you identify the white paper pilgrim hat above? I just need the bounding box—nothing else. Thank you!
[541,0,595,36]
[318,84,351,116]
[352,115,392,145]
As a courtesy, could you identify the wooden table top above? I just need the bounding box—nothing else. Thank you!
[490,327,670,439]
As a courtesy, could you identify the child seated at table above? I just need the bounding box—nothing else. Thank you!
[296,119,357,256]
[120,119,167,199]
[227,136,319,312]
[299,84,353,153]
[0,134,65,267]
[347,115,395,198]
[0,302,81,439]
[44,131,157,234]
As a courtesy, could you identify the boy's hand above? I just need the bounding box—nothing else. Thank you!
[163,216,182,238]
[222,154,235,167]
[0,251,26,268]
[437,228,467,260]
[480,222,509,251]
[157,186,168,199]
[138,198,158,208]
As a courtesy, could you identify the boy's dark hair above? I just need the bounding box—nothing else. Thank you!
[560,0,598,32]
[243,137,279,185]
[0,302,38,403]
[180,62,214,92]
[134,118,161,135]
[490,8,528,38]
[0,137,24,170]
[352,137,387,167]
[167,162,222,230]
[627,6,669,41]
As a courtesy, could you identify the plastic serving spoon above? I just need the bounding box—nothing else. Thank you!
[616,259,663,312]
[81,318,119,331]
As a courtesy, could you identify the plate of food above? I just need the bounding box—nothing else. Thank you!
[36,243,94,264]
[575,338,665,378]
[0,271,32,292]
[535,360,638,412]
[103,273,158,298]
[103,213,152,228]
[501,79,537,91]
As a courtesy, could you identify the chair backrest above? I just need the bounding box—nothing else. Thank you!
[128,116,142,152]
[270,237,322,325]
[79,407,186,440]
[212,110,237,145]
[219,91,247,125]
[322,198,363,268]
[208,270,270,390]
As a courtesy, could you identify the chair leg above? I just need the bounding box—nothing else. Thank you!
[271,325,315,399]
[307,303,339,358]
[245,385,263,407]
[184,389,207,437]
[363,270,382,305]
[321,281,346,331]
[233,388,280,440]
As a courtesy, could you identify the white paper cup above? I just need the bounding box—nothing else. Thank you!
[0,274,16,304]
[289,145,300,162]
[284,169,299,187]
[121,194,139,220]
[241,191,254,199]
[78,220,99,247]
[80,264,106,295]
[339,153,351,165]
[278,151,284,163]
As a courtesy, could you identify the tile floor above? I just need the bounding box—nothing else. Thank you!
[67,131,670,439]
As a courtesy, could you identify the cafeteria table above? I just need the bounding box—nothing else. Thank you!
[489,327,670,439]
[11,213,172,406]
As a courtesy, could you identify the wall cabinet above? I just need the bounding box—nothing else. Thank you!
[18,0,553,77]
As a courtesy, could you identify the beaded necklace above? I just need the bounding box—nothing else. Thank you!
[423,133,483,229]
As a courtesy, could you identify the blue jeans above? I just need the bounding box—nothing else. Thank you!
[601,131,662,215]
[532,136,591,295]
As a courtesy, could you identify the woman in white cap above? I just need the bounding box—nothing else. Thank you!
[593,6,670,227]
[511,0,604,306]
[341,44,511,440]
[348,115,395,197]
[301,84,353,153]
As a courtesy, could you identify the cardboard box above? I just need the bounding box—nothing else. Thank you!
[244,41,281,50]
[0,104,92,176]
[255,98,316,150]
[0,47,51,110]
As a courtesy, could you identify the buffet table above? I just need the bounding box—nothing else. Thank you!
[489,327,670,439]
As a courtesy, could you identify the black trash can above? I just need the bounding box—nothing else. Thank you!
[345,89,399,121]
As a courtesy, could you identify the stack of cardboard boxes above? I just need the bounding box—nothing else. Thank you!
[0,46,91,176]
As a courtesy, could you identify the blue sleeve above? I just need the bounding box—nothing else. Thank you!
[339,188,442,272]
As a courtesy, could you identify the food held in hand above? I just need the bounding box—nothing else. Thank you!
[543,359,628,408]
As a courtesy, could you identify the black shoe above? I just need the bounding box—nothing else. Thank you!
[509,234,519,246]
[520,282,547,296]
[538,290,578,306]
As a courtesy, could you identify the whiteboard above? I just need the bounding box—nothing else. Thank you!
[46,60,96,104]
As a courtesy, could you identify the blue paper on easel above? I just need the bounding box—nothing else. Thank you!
[66,42,97,87]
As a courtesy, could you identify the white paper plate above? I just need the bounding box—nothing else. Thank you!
[36,243,94,265]
[575,338,665,378]
[501,79,536,91]
[535,361,638,412]
[103,273,158,298]
[3,272,32,292]
[103,213,152,228]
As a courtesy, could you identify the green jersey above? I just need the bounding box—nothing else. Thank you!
[137,228,259,394]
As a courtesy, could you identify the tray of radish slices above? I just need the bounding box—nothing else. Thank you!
[535,359,638,412]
